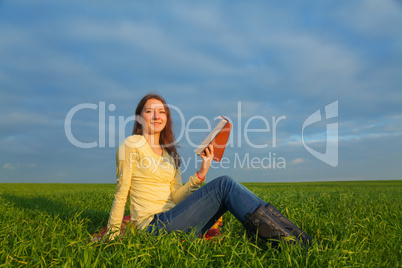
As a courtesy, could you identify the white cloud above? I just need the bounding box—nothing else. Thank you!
[0,112,53,127]
[3,163,19,170]
[333,0,402,37]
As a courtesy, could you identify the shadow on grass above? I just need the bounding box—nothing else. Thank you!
[1,193,109,232]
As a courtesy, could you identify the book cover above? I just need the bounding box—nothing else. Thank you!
[195,116,232,162]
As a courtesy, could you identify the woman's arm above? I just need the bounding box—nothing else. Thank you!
[106,138,137,239]
[170,169,202,204]
[170,144,214,204]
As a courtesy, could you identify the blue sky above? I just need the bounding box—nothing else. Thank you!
[1,0,401,183]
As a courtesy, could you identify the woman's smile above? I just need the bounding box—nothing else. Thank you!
[139,99,167,135]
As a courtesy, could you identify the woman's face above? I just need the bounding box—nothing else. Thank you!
[138,99,167,135]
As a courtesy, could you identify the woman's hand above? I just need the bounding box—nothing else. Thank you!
[197,143,214,182]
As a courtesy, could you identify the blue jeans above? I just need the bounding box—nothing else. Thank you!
[147,176,268,236]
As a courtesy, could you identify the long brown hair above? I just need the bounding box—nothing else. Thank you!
[132,93,181,168]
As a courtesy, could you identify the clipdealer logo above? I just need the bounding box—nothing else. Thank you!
[64,101,339,169]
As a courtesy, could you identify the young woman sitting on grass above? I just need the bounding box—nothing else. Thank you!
[104,93,312,246]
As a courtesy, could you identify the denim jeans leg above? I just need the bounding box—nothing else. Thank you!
[147,175,268,236]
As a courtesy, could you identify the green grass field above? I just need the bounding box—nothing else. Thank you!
[1,181,401,267]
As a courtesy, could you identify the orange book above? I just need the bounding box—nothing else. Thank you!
[195,116,232,162]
